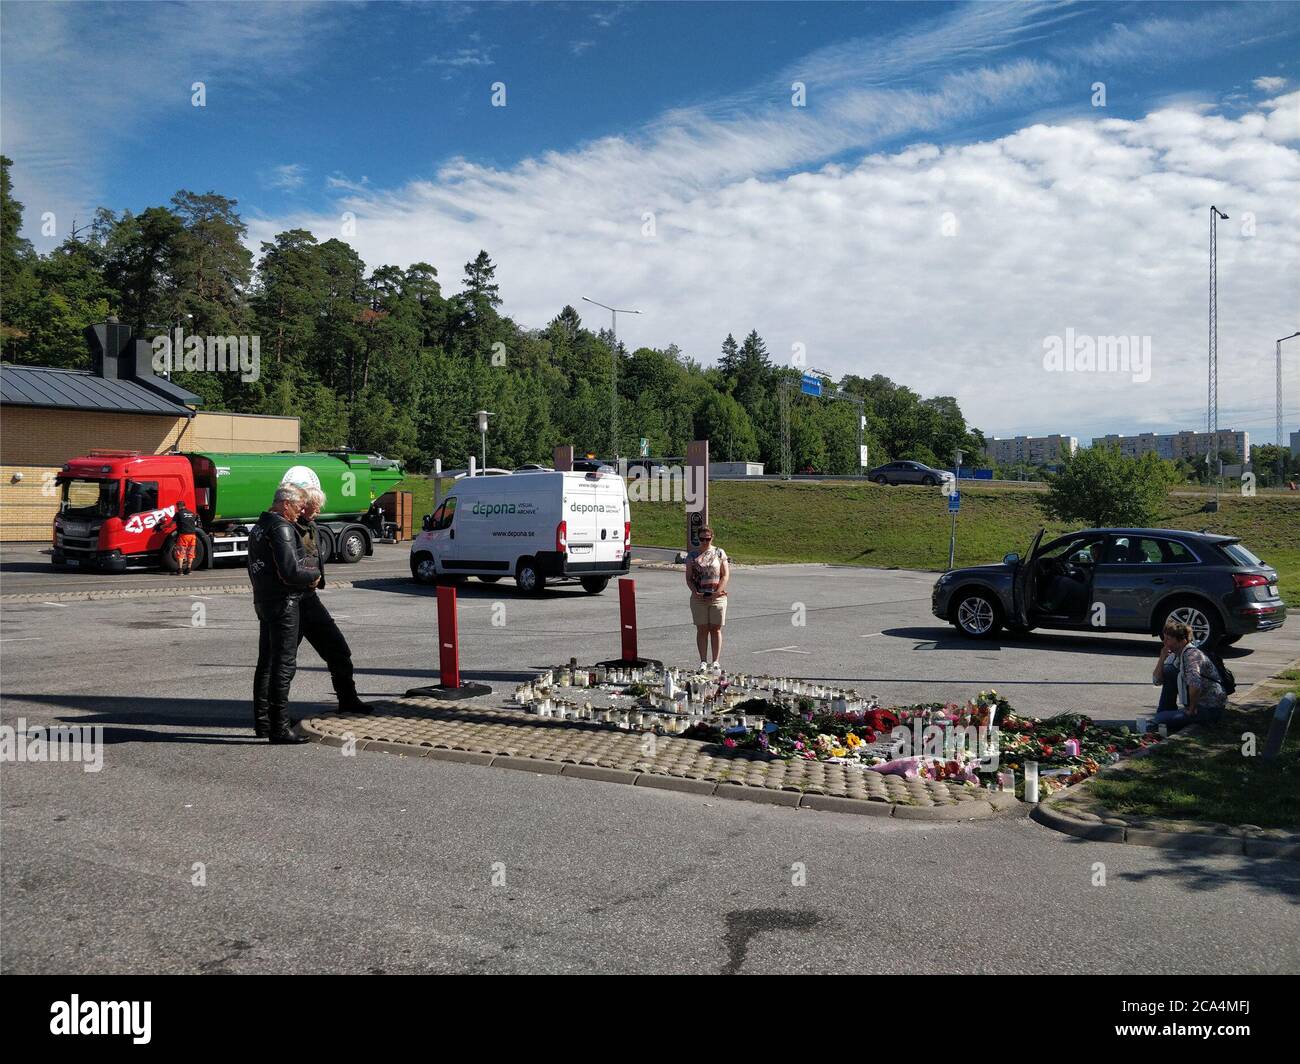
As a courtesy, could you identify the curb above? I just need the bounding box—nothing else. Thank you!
[298,718,1016,822]
[1029,678,1300,861]
[1031,803,1299,859]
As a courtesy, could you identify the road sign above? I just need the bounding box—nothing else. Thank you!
[800,374,822,396]
[859,444,869,467]
[948,491,960,513]
[639,437,649,457]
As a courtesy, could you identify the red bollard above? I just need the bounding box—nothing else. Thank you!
[437,583,460,689]
[405,582,491,699]
[619,577,637,662]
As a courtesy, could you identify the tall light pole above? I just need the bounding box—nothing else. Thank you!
[582,296,640,460]
[475,409,494,474]
[1208,205,1228,510]
[1277,331,1300,485]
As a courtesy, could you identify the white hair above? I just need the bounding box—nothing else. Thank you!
[305,486,326,509]
[273,483,308,507]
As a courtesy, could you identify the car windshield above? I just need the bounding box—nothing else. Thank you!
[60,478,120,519]
[1221,542,1264,567]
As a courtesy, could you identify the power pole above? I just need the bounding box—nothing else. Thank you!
[779,375,792,478]
[582,296,640,461]
[1208,206,1228,510]
[1279,331,1300,485]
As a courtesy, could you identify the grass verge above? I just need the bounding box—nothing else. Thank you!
[1078,668,1300,830]
[397,477,1298,603]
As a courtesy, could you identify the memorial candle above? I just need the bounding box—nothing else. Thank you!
[1024,761,1039,803]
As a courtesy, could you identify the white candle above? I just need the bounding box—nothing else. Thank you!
[1024,761,1039,804]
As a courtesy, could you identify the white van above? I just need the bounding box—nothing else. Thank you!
[409,470,631,593]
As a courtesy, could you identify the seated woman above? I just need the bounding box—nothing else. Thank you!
[1151,620,1227,729]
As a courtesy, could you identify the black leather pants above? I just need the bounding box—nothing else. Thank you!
[298,592,358,703]
[254,596,301,732]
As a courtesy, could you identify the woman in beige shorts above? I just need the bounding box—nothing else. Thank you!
[686,527,729,672]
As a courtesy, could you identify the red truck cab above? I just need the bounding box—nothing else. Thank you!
[53,451,198,572]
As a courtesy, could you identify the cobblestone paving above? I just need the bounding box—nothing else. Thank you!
[301,698,1009,813]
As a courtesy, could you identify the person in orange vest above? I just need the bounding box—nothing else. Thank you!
[172,502,199,575]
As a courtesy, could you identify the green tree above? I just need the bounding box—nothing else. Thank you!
[1040,445,1176,527]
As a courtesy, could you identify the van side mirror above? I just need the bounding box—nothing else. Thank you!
[422,514,432,531]
[1003,552,1020,565]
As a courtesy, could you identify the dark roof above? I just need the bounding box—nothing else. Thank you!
[0,364,194,417]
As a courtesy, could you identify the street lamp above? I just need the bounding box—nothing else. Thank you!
[582,296,641,460]
[1277,331,1300,485]
[474,410,494,475]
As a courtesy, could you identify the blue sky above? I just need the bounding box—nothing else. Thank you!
[3,1,1298,443]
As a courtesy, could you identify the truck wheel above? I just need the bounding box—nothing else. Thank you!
[315,526,335,563]
[516,558,545,595]
[581,577,609,594]
[338,528,367,563]
[411,552,437,585]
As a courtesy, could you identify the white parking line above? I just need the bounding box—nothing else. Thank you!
[41,602,69,608]
[753,645,811,654]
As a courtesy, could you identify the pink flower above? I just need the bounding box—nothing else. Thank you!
[794,741,804,751]
[723,738,737,748]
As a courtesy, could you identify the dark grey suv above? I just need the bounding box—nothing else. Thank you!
[931,527,1287,648]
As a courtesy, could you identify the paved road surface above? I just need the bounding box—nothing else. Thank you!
[2,560,1296,973]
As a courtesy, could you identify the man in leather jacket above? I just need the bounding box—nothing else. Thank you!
[247,484,320,743]
[295,487,371,715]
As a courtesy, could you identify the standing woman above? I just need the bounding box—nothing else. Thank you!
[686,526,729,672]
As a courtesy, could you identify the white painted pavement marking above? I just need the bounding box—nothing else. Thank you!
[0,637,42,642]
[753,645,812,654]
[41,602,69,608]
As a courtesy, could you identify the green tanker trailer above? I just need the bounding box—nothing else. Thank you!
[52,449,404,572]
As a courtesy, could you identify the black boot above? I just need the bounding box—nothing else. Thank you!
[267,705,307,744]
[337,696,373,714]
[252,705,270,739]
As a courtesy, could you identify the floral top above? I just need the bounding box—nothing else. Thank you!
[1178,646,1226,711]
[688,545,728,595]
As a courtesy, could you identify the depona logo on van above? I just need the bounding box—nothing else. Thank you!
[471,501,536,516]
[570,502,621,515]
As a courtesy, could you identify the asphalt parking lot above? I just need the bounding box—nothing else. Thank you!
[2,541,1294,721]
[3,544,1297,974]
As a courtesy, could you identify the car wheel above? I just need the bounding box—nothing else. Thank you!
[874,475,889,485]
[410,552,437,585]
[581,577,609,594]
[953,591,1003,638]
[922,474,937,486]
[1160,601,1223,649]
[516,558,545,595]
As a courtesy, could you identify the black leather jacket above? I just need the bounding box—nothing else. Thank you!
[248,510,320,603]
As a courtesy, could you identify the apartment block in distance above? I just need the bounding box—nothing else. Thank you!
[1094,429,1250,462]
[984,434,1079,466]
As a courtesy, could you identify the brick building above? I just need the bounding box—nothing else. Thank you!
[1,323,298,542]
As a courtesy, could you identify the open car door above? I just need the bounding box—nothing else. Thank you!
[1012,528,1045,627]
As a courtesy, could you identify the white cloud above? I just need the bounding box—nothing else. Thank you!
[250,92,1300,443]
[1254,75,1289,93]
[0,0,338,245]
[426,47,494,69]
[262,163,307,191]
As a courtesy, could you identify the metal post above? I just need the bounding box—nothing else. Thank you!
[1277,332,1300,486]
[1208,206,1228,511]
[583,296,640,462]
[618,578,638,662]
